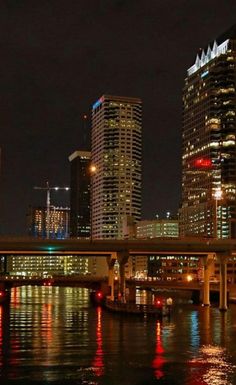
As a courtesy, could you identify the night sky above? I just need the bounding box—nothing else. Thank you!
[1,0,236,235]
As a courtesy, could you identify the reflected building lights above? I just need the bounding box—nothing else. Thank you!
[201,345,234,385]
[41,303,53,344]
[189,344,234,385]
[152,321,165,379]
[201,307,211,346]
[11,287,20,309]
[190,311,200,349]
[92,306,104,377]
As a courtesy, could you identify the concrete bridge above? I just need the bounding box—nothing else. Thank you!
[0,236,236,310]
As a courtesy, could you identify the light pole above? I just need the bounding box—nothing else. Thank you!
[90,165,97,241]
[214,188,223,238]
[34,182,70,239]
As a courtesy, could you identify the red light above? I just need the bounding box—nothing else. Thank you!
[155,299,162,307]
[96,291,103,299]
[194,158,212,168]
[0,292,3,297]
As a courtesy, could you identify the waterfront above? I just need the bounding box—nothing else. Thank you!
[0,286,236,385]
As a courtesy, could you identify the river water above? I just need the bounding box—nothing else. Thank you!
[0,285,236,385]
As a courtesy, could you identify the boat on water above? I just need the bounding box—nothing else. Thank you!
[105,298,171,317]
[89,289,172,317]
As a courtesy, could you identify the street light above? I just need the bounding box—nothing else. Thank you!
[89,165,97,241]
[90,165,97,174]
[214,188,223,238]
[187,274,193,282]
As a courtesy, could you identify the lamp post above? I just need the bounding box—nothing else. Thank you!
[90,165,97,241]
[214,188,223,239]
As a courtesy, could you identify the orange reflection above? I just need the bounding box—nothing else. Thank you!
[188,344,233,385]
[11,287,20,309]
[41,303,52,343]
[92,306,104,377]
[152,321,165,379]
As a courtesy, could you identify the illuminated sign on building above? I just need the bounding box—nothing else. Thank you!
[187,39,229,76]
[92,96,104,110]
[194,158,212,168]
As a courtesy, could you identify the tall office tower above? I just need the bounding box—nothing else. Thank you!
[179,25,236,238]
[27,206,70,238]
[91,95,142,239]
[69,151,91,238]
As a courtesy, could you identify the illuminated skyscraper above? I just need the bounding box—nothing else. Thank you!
[91,95,142,239]
[28,206,70,238]
[69,150,91,238]
[179,25,236,238]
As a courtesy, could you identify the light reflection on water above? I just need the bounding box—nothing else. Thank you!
[0,286,235,384]
[152,320,165,379]
[188,345,235,385]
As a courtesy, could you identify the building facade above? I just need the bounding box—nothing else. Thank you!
[7,255,89,277]
[28,206,70,238]
[69,150,91,238]
[136,219,179,239]
[127,219,179,279]
[179,25,236,238]
[147,254,200,282]
[7,206,89,277]
[91,95,142,239]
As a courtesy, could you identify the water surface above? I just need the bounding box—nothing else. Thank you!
[0,286,235,385]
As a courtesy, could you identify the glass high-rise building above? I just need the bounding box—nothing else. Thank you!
[179,25,236,238]
[91,95,142,239]
[69,150,91,238]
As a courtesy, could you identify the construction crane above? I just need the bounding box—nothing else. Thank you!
[34,181,70,238]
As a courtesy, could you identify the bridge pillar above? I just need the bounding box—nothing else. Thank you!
[106,253,117,301]
[119,262,126,302]
[117,251,129,303]
[219,256,227,311]
[203,263,210,306]
[202,253,215,306]
[108,267,115,301]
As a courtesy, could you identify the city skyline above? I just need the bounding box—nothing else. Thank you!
[1,1,236,235]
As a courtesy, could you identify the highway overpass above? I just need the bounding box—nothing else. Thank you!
[0,236,235,311]
[0,236,235,255]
